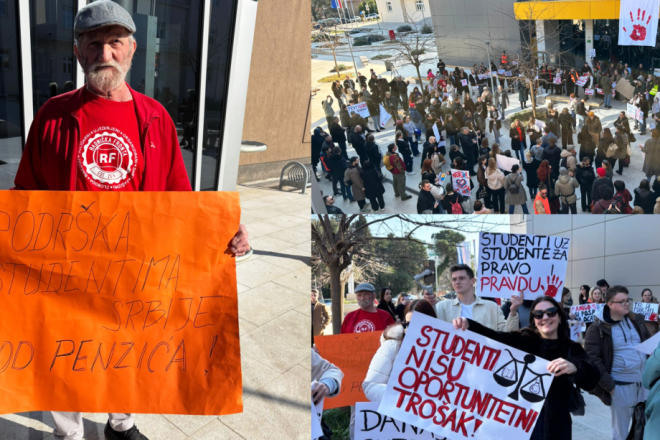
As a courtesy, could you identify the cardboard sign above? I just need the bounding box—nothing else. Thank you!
[461,79,468,87]
[635,332,660,355]
[377,313,552,440]
[379,104,392,127]
[615,79,635,99]
[0,191,241,415]
[495,154,520,172]
[627,103,637,118]
[315,332,382,409]
[451,169,471,197]
[478,232,570,300]
[312,396,324,439]
[433,123,441,143]
[570,303,604,323]
[585,88,594,95]
[632,302,659,321]
[575,77,588,87]
[356,402,436,440]
[348,102,371,118]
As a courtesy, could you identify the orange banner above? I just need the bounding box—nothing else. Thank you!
[0,191,242,415]
[315,331,382,409]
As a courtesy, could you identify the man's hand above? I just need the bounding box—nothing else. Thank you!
[312,381,330,405]
[510,291,523,316]
[453,317,469,330]
[230,224,250,256]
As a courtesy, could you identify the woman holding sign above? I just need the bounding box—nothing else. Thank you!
[641,289,659,336]
[453,296,600,440]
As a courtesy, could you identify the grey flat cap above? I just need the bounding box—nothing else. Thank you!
[355,283,375,293]
[74,0,136,39]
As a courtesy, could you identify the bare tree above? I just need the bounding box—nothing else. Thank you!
[311,215,509,335]
[313,24,346,79]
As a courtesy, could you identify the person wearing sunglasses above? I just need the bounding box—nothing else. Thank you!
[453,295,600,440]
[363,299,437,403]
[585,285,652,440]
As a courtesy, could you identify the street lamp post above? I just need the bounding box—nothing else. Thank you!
[345,31,360,79]
[486,40,495,92]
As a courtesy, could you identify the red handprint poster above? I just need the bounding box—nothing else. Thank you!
[477,232,571,300]
[619,0,659,46]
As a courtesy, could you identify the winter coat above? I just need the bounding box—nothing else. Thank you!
[361,168,385,199]
[458,132,477,161]
[344,165,365,200]
[526,124,541,145]
[584,308,649,406]
[578,131,596,158]
[509,125,524,151]
[329,122,346,143]
[327,154,348,179]
[600,76,613,94]
[643,341,660,439]
[522,157,541,190]
[365,141,382,168]
[504,172,527,205]
[417,189,437,213]
[559,112,573,128]
[586,116,603,135]
[575,163,596,192]
[350,131,366,155]
[555,172,579,205]
[560,149,578,173]
[322,98,335,117]
[517,81,529,101]
[591,177,613,202]
[468,320,600,440]
[432,154,445,175]
[441,192,464,213]
[577,101,587,116]
[542,145,562,175]
[614,132,628,160]
[642,138,660,177]
[494,89,509,108]
[339,109,350,128]
[634,187,656,214]
[311,129,325,163]
[363,324,404,402]
[485,167,505,190]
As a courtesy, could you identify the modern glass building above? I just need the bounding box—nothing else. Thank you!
[0,0,259,191]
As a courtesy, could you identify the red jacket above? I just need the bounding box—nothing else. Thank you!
[13,83,192,191]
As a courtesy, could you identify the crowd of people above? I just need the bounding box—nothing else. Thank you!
[312,266,660,440]
[312,55,660,215]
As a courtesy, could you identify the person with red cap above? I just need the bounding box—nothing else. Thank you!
[590,167,614,209]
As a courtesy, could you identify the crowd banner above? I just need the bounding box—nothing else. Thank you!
[618,0,660,47]
[632,302,659,321]
[315,332,382,409]
[379,104,392,127]
[378,313,553,440]
[348,102,371,119]
[451,169,471,197]
[312,396,324,440]
[495,154,520,172]
[569,304,604,323]
[477,232,570,300]
[635,331,660,355]
[355,402,436,440]
[0,191,242,415]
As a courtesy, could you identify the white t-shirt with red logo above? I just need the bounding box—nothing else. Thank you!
[77,88,144,191]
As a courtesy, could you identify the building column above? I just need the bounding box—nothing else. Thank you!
[535,20,545,66]
[585,19,594,68]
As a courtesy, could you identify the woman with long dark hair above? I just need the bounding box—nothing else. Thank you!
[376,288,397,321]
[537,160,560,213]
[453,296,600,440]
[579,285,590,305]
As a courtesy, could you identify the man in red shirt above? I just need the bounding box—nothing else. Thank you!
[12,2,249,440]
[341,283,395,334]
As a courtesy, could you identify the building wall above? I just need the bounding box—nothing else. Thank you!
[237,0,311,184]
[374,0,431,23]
[512,216,660,301]
[429,0,522,68]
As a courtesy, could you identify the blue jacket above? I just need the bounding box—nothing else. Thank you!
[644,341,660,440]
[410,108,423,124]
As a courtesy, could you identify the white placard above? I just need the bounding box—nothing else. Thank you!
[355,402,435,440]
[596,88,603,94]
[636,108,645,123]
[570,303,604,323]
[505,71,513,77]
[461,79,468,87]
[312,396,324,440]
[379,104,392,127]
[650,123,656,130]
[575,77,588,87]
[347,102,371,118]
[377,313,553,440]
[498,69,506,75]
[585,88,594,95]
[635,331,660,355]
[570,321,581,342]
[432,123,441,143]
[535,120,546,130]
[589,48,596,57]
[627,103,637,118]
[451,168,471,197]
[632,302,659,321]
[496,154,520,172]
[478,232,570,300]
[553,77,562,84]
[618,0,660,47]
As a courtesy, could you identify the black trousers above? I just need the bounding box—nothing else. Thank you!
[368,195,385,211]
[580,185,592,212]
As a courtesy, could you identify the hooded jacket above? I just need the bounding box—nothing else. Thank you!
[560,149,578,173]
[14,83,191,191]
[554,168,579,204]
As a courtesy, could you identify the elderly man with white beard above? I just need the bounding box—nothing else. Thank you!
[12,1,249,440]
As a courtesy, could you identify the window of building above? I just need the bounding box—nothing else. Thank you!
[0,1,6,16]
[62,56,72,74]
[62,6,73,28]
[386,2,392,12]
[416,1,424,11]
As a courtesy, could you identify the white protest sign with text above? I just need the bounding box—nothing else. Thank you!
[312,396,324,440]
[635,332,660,355]
[379,104,392,127]
[632,302,659,321]
[570,304,604,323]
[575,77,588,87]
[355,402,437,440]
[478,232,570,300]
[496,154,520,172]
[377,314,553,440]
[348,102,371,118]
[627,103,637,118]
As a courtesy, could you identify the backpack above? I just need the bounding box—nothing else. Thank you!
[507,175,520,195]
[560,156,568,169]
[450,199,463,214]
[383,155,393,171]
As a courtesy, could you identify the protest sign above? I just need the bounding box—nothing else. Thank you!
[379,104,392,127]
[589,48,596,57]
[433,123,441,142]
[461,79,468,87]
[315,332,382,409]
[596,88,603,94]
[505,71,512,77]
[478,232,570,300]
[451,169,471,197]
[478,74,486,80]
[312,396,324,439]
[570,322,581,342]
[553,77,561,85]
[0,191,242,415]
[585,88,594,95]
[378,313,552,440]
[627,103,637,118]
[615,79,635,99]
[570,304,604,323]
[632,302,659,321]
[635,332,660,355]
[356,402,436,440]
[495,154,520,172]
[575,77,588,87]
[347,102,371,118]
[513,61,519,65]
[438,172,448,185]
[613,89,616,97]
[498,69,506,75]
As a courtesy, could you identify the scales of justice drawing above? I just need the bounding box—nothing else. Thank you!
[493,350,551,402]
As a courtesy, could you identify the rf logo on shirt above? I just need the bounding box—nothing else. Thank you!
[78,126,139,189]
[354,319,377,333]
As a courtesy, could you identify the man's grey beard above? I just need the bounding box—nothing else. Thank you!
[83,55,132,93]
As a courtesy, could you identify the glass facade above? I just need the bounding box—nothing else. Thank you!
[0,0,240,190]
